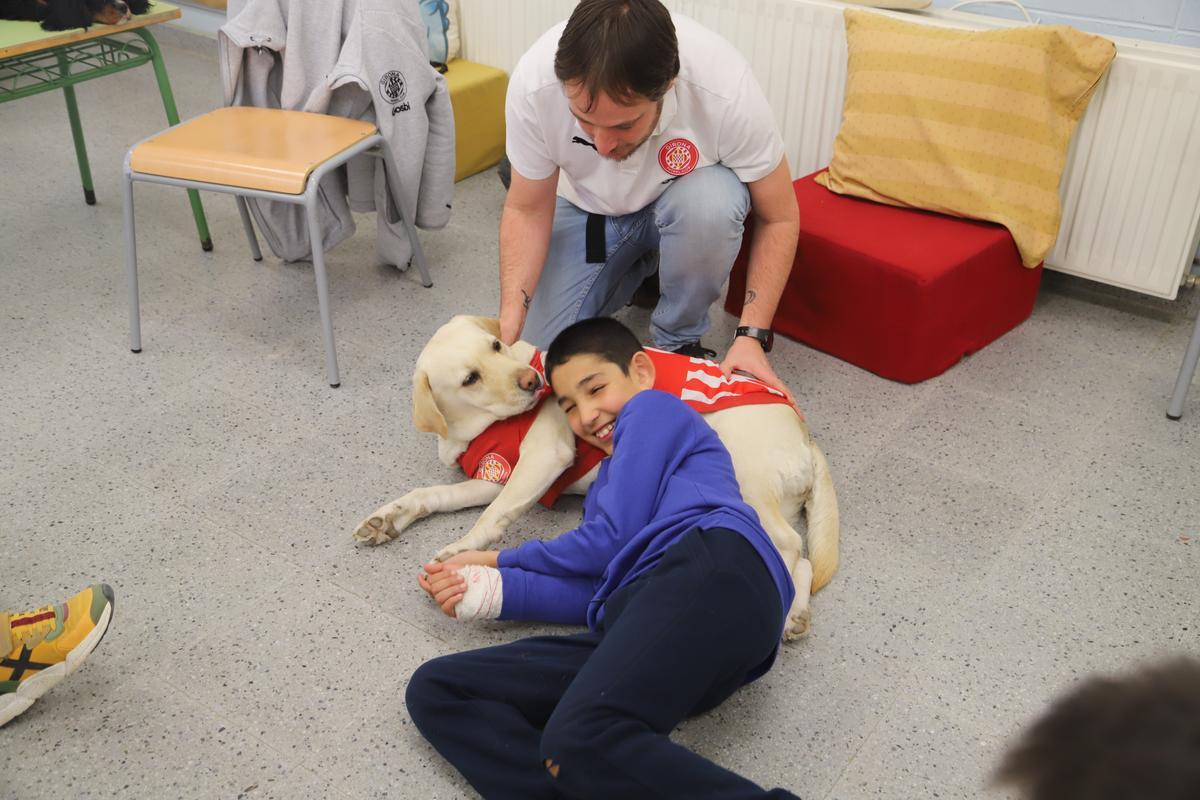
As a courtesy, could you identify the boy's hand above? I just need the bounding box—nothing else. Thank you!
[418,562,505,621]
[419,562,466,617]
[443,550,500,568]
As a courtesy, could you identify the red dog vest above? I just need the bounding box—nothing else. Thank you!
[457,349,794,506]
[643,347,792,413]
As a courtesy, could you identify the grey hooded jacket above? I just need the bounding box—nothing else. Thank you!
[219,0,454,267]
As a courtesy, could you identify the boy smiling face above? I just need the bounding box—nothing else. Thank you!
[550,351,656,454]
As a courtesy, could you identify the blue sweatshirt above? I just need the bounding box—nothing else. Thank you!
[496,389,795,632]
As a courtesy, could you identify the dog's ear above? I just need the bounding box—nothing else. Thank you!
[42,0,93,30]
[412,369,449,438]
[471,316,502,340]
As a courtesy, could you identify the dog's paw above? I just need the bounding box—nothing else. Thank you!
[783,607,812,640]
[353,495,431,546]
[352,513,398,546]
[432,541,471,563]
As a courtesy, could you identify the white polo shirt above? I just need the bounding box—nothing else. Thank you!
[505,13,785,217]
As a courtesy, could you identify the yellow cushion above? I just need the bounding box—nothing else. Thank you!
[445,58,508,182]
[816,10,1115,267]
[131,107,377,195]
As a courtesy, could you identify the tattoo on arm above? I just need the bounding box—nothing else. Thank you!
[744,289,758,306]
[521,289,531,311]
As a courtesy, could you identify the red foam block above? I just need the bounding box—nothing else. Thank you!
[725,171,1044,383]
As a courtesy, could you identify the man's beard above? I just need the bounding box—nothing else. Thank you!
[601,99,664,163]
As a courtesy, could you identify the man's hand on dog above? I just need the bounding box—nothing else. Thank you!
[721,336,794,405]
[500,308,525,347]
[419,551,501,617]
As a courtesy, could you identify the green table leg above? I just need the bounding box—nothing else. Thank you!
[55,49,96,206]
[135,28,212,251]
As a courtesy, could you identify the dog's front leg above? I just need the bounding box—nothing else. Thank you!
[433,404,577,561]
[353,480,505,546]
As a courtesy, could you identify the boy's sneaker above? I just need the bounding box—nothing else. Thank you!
[1,584,115,726]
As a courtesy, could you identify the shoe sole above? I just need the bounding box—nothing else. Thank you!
[0,593,114,727]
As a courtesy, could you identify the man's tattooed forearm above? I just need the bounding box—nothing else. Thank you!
[744,289,758,306]
[521,289,531,310]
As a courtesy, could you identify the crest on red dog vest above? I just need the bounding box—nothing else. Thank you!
[473,452,512,484]
[658,138,699,177]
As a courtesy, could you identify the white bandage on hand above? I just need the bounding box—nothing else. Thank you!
[454,565,504,621]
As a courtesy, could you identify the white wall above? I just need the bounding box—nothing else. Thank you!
[930,0,1200,48]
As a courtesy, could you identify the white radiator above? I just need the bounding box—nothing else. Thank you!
[459,0,1200,299]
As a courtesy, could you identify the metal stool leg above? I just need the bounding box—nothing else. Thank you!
[304,193,341,387]
[135,29,212,252]
[236,196,263,262]
[405,209,433,288]
[379,146,433,288]
[55,49,96,206]
[1167,306,1200,420]
[123,169,142,354]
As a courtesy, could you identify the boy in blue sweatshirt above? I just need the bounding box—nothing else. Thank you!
[406,317,800,800]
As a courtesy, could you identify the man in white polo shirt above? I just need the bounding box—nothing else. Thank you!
[498,0,799,394]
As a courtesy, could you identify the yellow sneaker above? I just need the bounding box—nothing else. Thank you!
[0,584,114,726]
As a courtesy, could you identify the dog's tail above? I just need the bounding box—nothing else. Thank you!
[805,441,839,593]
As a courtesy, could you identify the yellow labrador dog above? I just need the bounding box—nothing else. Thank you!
[354,315,839,638]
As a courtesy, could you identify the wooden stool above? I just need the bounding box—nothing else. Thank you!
[123,106,431,387]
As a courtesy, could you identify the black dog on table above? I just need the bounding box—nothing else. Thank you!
[3,0,152,31]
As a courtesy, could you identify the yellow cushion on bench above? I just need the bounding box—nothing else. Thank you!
[816,10,1115,267]
[445,58,508,182]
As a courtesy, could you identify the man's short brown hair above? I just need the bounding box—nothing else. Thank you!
[554,0,680,109]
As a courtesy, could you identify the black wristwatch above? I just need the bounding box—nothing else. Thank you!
[734,325,774,353]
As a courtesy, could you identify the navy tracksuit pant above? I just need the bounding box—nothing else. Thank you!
[405,527,801,799]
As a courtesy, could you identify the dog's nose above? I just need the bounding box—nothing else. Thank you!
[517,368,541,393]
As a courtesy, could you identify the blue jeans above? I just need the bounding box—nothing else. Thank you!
[522,165,752,350]
[405,528,796,800]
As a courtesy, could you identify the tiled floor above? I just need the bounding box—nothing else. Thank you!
[2,28,1198,800]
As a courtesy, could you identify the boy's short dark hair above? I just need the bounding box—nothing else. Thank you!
[554,0,680,109]
[995,657,1200,800]
[545,317,644,382]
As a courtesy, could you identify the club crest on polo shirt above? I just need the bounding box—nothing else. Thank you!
[473,452,513,484]
[380,70,411,114]
[658,138,699,177]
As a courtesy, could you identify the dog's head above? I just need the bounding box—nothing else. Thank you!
[40,0,142,30]
[412,316,545,440]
